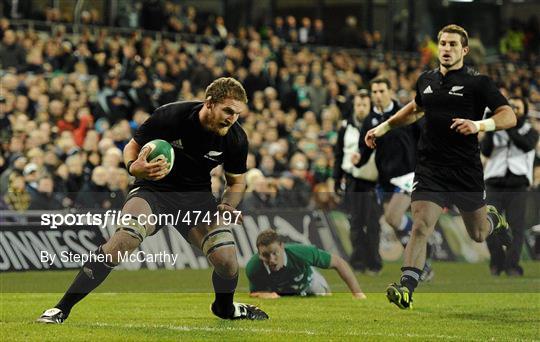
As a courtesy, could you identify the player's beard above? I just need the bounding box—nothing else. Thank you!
[204,109,232,136]
[440,52,463,69]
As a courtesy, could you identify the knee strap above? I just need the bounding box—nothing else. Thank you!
[115,216,147,242]
[202,228,235,256]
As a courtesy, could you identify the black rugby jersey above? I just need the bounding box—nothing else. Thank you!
[414,66,508,168]
[132,101,248,191]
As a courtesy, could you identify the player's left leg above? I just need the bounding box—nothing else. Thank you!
[460,205,510,245]
[187,223,268,320]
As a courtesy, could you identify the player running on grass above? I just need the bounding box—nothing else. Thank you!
[38,77,268,323]
[246,229,366,299]
[364,24,516,309]
[352,77,434,280]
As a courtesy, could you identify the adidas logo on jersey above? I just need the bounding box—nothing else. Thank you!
[423,85,433,94]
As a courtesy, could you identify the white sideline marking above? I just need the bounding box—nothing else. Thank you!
[83,322,505,341]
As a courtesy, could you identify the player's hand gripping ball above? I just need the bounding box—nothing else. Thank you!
[132,139,174,180]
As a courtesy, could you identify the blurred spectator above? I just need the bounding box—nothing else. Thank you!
[23,162,39,194]
[310,182,337,211]
[334,90,381,271]
[312,19,325,45]
[285,16,298,43]
[29,174,63,210]
[0,29,26,70]
[75,166,112,209]
[141,0,166,31]
[340,16,362,48]
[244,60,268,101]
[0,153,27,194]
[500,18,525,56]
[240,169,278,210]
[482,97,539,276]
[273,17,287,41]
[3,171,30,211]
[419,35,438,66]
[2,0,31,19]
[213,16,228,39]
[276,152,312,207]
[298,17,312,44]
[95,71,131,123]
[307,77,327,116]
[467,32,486,66]
[65,154,85,198]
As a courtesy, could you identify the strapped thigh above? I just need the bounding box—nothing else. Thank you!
[201,227,236,256]
[115,216,147,242]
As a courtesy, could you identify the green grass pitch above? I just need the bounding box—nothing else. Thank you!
[1,262,539,341]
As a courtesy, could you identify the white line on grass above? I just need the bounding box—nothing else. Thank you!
[83,322,513,341]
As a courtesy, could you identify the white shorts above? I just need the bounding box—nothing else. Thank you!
[306,268,331,295]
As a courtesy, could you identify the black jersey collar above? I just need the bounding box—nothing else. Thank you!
[437,65,465,77]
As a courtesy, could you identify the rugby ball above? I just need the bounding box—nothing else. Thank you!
[142,139,175,173]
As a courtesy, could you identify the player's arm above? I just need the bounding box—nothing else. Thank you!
[452,76,516,135]
[329,254,366,299]
[364,100,425,148]
[218,172,246,221]
[123,139,169,180]
[126,105,176,179]
[451,105,516,135]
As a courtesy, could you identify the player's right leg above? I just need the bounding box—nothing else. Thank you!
[387,200,442,309]
[385,192,434,281]
[37,196,155,324]
[187,221,268,320]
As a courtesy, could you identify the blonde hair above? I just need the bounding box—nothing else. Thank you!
[205,77,248,104]
[438,24,469,47]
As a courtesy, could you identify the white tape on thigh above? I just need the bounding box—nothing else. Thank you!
[201,228,235,256]
[115,217,147,242]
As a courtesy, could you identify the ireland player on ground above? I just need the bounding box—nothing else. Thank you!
[246,229,366,299]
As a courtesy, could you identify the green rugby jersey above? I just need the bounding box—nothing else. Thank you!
[245,243,332,295]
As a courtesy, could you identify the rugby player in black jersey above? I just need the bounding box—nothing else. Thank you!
[364,25,516,309]
[38,78,269,323]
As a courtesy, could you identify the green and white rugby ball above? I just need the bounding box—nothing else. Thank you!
[142,139,175,174]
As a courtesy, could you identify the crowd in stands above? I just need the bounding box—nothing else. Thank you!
[0,12,539,213]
